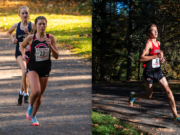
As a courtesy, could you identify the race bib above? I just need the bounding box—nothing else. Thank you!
[152,58,160,68]
[19,42,30,52]
[35,48,49,61]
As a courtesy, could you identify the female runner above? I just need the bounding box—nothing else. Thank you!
[20,16,59,126]
[7,6,35,105]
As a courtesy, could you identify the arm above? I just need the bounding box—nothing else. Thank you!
[7,23,18,44]
[24,23,36,35]
[139,41,162,62]
[20,35,33,61]
[46,35,59,59]
[158,41,166,63]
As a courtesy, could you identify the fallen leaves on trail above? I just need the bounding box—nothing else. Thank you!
[114,124,123,129]
[92,124,99,127]
[152,118,163,122]
[134,104,140,107]
[122,128,129,131]
[92,99,99,101]
[108,101,114,104]
[128,119,140,122]
[96,94,103,97]
[156,128,175,132]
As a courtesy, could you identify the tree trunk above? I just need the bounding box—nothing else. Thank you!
[126,0,133,81]
[100,0,107,81]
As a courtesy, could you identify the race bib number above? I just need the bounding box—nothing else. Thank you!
[152,58,160,68]
[35,48,49,61]
[19,42,30,52]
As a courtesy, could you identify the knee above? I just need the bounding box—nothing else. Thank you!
[37,96,43,102]
[32,89,40,97]
[166,90,173,99]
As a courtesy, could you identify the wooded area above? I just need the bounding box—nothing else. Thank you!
[92,0,180,82]
[0,0,91,15]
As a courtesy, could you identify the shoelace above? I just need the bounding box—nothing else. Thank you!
[32,116,38,123]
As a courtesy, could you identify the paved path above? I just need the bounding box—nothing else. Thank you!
[0,32,92,135]
[92,83,180,135]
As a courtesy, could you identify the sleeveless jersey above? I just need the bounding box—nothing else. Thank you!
[143,39,160,70]
[16,21,32,55]
[27,34,51,71]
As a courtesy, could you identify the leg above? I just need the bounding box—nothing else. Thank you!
[27,71,41,107]
[133,80,153,99]
[16,56,28,93]
[32,77,49,116]
[158,77,178,119]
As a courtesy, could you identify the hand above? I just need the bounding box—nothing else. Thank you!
[160,57,165,63]
[24,27,29,34]
[157,50,164,58]
[45,37,51,47]
[22,54,29,62]
[13,39,18,44]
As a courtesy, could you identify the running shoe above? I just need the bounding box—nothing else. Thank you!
[129,92,136,107]
[32,116,39,126]
[174,117,180,124]
[18,90,23,105]
[24,95,29,103]
[26,105,33,120]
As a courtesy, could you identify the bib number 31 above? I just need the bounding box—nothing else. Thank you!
[152,58,160,68]
[36,48,49,61]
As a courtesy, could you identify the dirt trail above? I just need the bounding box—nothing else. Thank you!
[0,32,92,135]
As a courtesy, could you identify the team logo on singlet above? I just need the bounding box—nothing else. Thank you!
[147,78,151,81]
[35,43,49,62]
[18,34,26,38]
[154,50,160,53]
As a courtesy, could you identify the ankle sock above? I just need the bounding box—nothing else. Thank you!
[24,93,29,96]
[19,90,24,95]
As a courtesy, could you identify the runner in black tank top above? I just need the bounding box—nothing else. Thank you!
[20,16,59,126]
[7,6,35,105]
[27,33,51,77]
[128,23,180,124]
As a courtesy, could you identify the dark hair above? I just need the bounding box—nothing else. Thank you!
[146,23,157,35]
[34,16,47,34]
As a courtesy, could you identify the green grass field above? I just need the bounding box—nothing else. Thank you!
[92,111,147,135]
[0,2,92,59]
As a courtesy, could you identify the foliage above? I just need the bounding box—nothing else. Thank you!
[93,0,180,82]
[0,0,92,58]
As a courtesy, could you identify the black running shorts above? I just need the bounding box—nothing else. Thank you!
[143,68,165,84]
[26,68,51,77]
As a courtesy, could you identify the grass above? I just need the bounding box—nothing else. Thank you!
[92,111,147,135]
[0,1,92,59]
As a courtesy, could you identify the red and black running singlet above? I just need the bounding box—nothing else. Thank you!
[143,39,160,70]
[27,34,51,70]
